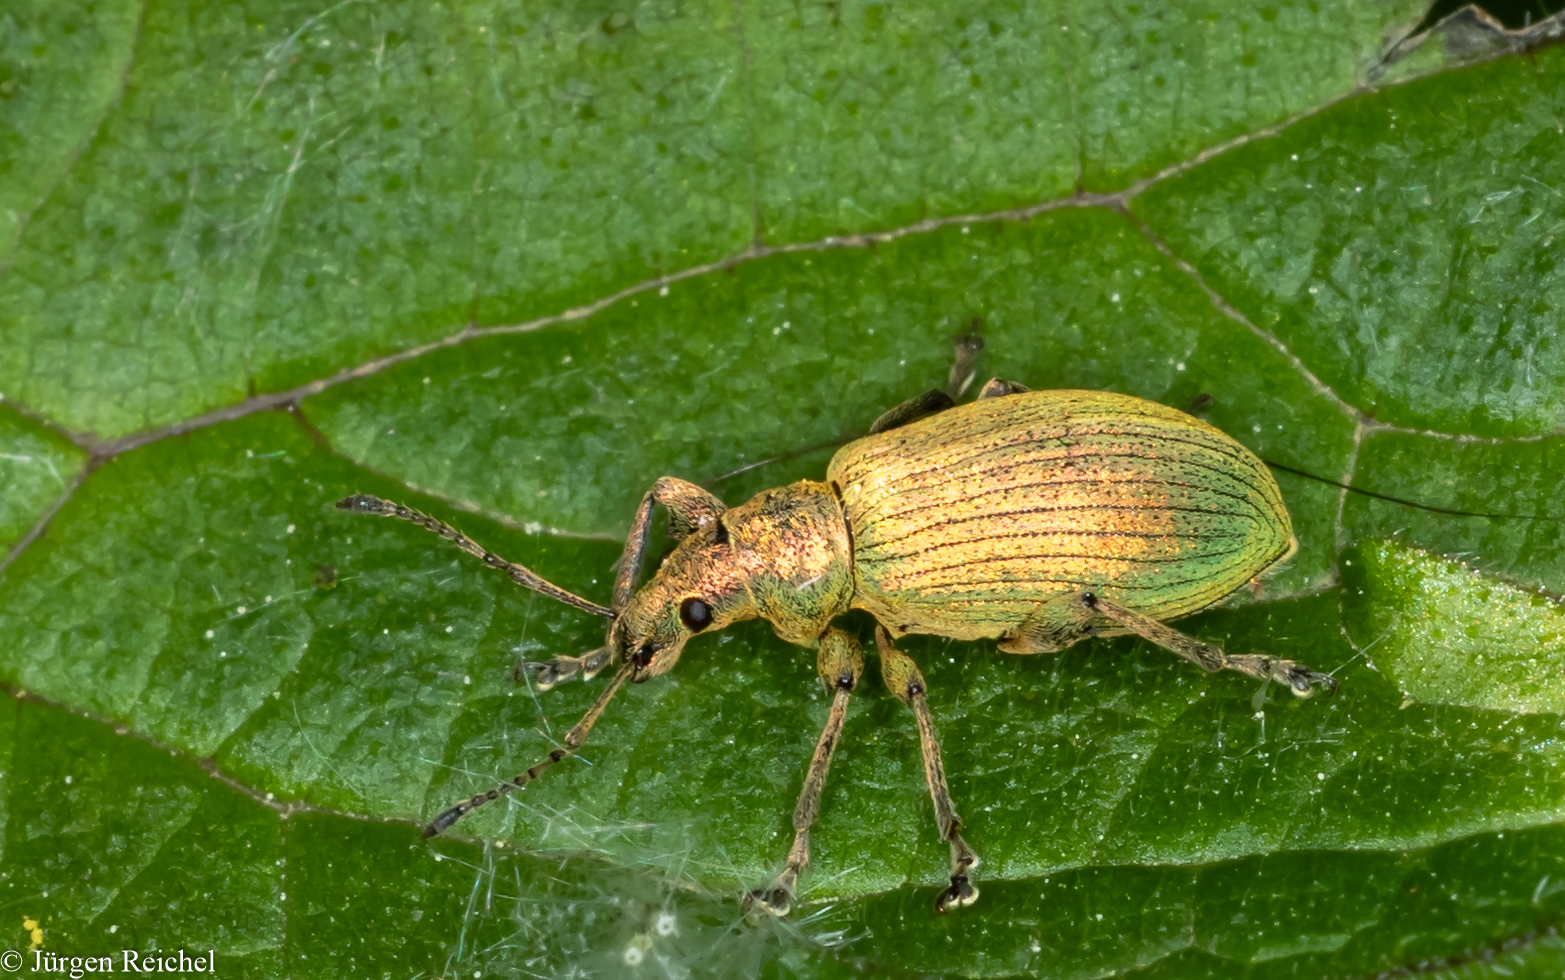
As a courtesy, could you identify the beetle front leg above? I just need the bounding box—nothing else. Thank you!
[746,628,864,917]
[1081,593,1338,697]
[874,626,980,914]
[613,477,727,609]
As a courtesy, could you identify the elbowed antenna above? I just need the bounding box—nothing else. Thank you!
[422,659,636,836]
[336,494,615,619]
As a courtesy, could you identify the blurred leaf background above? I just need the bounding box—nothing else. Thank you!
[2,0,1565,976]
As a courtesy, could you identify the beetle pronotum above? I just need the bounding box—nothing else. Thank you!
[338,375,1335,915]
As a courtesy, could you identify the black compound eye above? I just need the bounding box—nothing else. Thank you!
[679,597,713,632]
[632,642,656,668]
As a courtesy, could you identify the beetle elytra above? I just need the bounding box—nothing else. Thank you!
[337,376,1335,915]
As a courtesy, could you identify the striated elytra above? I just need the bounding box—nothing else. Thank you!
[833,387,1297,642]
[338,376,1334,916]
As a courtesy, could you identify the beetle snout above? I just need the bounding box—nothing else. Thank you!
[610,614,690,682]
[627,636,688,682]
[611,539,758,682]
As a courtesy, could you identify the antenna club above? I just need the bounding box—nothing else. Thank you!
[336,494,393,514]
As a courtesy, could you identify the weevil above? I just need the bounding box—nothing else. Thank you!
[337,375,1336,915]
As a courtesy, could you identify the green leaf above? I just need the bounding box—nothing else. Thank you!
[3,1,1564,976]
[0,404,84,551]
[1344,540,1565,714]
[0,0,139,258]
[1135,52,1565,435]
[1342,431,1565,590]
[302,207,1350,597]
[0,0,1430,439]
[0,695,857,979]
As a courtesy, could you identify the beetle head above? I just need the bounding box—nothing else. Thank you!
[608,481,856,681]
[609,518,758,681]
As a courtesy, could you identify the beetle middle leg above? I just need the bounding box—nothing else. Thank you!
[746,628,865,917]
[874,626,980,913]
[976,377,1031,400]
[869,389,958,434]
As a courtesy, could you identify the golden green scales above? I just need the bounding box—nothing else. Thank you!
[339,378,1333,915]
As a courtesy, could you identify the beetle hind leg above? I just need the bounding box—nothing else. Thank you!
[1078,592,1338,697]
[998,591,1099,654]
[1224,653,1339,697]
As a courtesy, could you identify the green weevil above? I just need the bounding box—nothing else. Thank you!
[337,376,1335,915]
